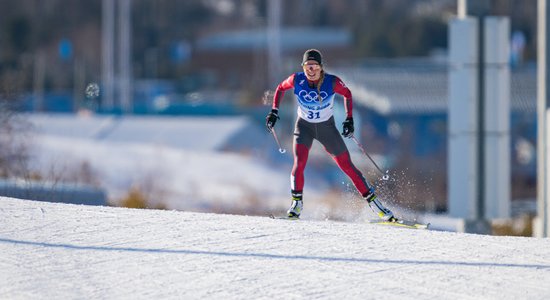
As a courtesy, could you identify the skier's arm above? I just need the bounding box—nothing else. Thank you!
[272,74,295,110]
[333,76,353,119]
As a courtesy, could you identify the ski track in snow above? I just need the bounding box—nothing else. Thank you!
[1,197,550,299]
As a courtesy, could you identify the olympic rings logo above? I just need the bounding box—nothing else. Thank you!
[298,90,328,103]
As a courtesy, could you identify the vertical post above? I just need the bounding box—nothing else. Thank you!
[448,17,479,221]
[476,13,486,223]
[267,0,282,87]
[102,0,115,112]
[33,51,46,112]
[118,0,132,113]
[450,0,507,233]
[458,0,467,19]
[536,0,550,237]
[468,0,492,233]
[73,59,85,111]
[484,17,511,219]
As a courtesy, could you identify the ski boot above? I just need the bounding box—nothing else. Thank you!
[286,191,303,218]
[364,192,396,222]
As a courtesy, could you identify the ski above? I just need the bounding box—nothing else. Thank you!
[369,219,430,230]
[269,214,299,220]
[268,214,428,229]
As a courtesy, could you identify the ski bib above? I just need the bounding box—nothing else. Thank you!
[293,72,335,123]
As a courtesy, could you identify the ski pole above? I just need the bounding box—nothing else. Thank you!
[270,128,286,154]
[350,135,389,180]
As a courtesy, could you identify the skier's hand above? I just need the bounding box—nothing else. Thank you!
[341,117,354,138]
[266,109,279,132]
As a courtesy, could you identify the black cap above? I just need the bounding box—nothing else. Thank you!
[302,49,322,65]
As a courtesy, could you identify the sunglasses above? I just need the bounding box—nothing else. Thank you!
[303,63,321,70]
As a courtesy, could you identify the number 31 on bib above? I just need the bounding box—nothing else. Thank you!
[307,111,320,119]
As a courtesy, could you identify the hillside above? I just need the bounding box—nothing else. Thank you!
[1,197,549,299]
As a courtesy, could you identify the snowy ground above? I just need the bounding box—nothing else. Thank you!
[1,197,549,299]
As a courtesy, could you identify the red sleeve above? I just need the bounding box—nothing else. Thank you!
[333,76,353,118]
[272,74,295,110]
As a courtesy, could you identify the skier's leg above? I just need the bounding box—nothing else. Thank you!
[332,150,370,195]
[315,117,370,194]
[291,143,309,193]
[318,118,395,221]
[333,150,396,220]
[287,118,313,217]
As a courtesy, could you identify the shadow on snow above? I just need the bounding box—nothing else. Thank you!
[1,237,548,270]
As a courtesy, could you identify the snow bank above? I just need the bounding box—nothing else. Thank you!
[25,113,302,213]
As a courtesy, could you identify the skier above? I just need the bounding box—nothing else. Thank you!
[266,49,396,221]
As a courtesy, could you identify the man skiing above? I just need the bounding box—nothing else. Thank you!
[266,49,396,221]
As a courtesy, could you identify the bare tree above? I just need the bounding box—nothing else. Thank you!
[0,100,32,179]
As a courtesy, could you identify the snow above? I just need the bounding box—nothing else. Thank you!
[25,113,303,213]
[32,134,290,211]
[1,197,549,299]
[11,112,547,298]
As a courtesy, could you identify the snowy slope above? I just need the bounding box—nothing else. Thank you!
[1,197,549,300]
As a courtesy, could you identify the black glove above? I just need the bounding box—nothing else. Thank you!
[266,109,279,132]
[341,117,354,138]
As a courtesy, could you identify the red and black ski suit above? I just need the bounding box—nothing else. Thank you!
[272,71,373,198]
